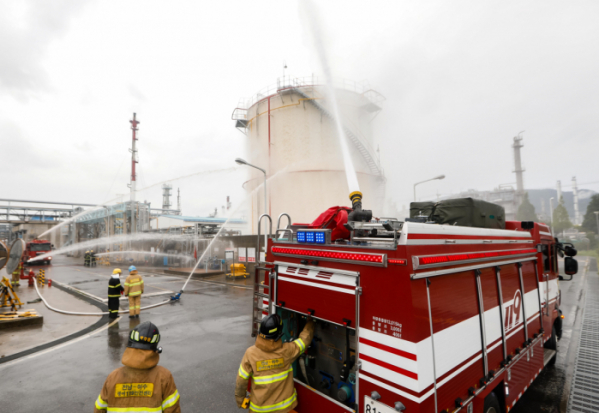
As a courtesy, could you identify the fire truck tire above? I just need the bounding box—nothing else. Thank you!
[545,326,558,365]
[483,391,501,413]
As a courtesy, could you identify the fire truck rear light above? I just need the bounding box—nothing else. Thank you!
[388,259,407,265]
[271,246,385,265]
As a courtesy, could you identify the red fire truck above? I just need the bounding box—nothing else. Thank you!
[24,239,53,265]
[252,193,578,413]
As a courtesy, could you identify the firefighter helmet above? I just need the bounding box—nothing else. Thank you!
[259,314,284,341]
[128,321,161,351]
[113,268,122,275]
[129,265,137,272]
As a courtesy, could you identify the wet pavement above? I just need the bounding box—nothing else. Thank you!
[0,256,255,412]
[0,255,593,412]
[512,257,593,413]
[0,279,102,357]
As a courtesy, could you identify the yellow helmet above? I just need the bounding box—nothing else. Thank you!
[113,268,122,275]
[86,250,90,253]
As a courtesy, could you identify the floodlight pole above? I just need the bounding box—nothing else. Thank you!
[236,158,268,255]
[414,175,446,201]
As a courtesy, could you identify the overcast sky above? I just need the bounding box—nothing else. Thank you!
[2,0,598,216]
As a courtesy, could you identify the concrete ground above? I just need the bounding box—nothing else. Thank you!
[512,257,593,413]
[0,279,101,357]
[0,256,255,412]
[0,255,592,412]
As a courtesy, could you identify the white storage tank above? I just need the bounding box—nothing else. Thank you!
[233,76,386,232]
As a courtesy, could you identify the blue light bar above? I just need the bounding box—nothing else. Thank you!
[306,231,316,243]
[297,231,306,243]
[315,232,325,244]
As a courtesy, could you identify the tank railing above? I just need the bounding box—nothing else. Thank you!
[257,214,272,265]
[236,76,377,112]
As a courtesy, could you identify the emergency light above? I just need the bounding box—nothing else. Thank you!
[296,229,331,245]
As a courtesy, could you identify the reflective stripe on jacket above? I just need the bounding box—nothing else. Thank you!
[124,271,143,297]
[235,319,314,413]
[94,348,180,413]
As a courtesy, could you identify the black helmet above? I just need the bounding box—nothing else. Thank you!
[128,321,161,351]
[259,314,284,341]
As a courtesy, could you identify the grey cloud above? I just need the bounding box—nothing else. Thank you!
[0,1,90,101]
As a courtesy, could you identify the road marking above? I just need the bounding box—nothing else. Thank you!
[0,317,120,369]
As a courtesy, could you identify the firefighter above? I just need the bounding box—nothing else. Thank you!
[124,265,143,318]
[84,250,91,267]
[11,260,22,287]
[108,268,124,319]
[93,322,181,413]
[90,250,97,267]
[235,314,315,412]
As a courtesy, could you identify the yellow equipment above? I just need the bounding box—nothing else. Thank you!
[38,269,46,286]
[0,277,24,310]
[226,263,249,279]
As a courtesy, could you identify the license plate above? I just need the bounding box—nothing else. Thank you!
[364,396,396,413]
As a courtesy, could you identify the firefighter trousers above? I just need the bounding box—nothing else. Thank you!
[128,295,141,316]
[108,297,120,318]
[11,273,20,286]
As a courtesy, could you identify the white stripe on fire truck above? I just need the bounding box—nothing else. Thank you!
[277,276,355,295]
[406,239,534,246]
[359,343,418,377]
[359,372,435,404]
[400,222,533,239]
[278,265,356,287]
[361,288,541,393]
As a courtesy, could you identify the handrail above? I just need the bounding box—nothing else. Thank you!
[257,214,272,264]
[276,213,292,232]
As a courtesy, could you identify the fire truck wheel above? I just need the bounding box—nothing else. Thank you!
[483,391,501,413]
[545,326,558,365]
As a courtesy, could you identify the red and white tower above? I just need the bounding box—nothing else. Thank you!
[129,113,139,234]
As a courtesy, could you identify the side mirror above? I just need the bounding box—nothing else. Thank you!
[564,246,577,257]
[565,257,578,275]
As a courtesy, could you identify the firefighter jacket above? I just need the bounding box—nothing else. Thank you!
[235,319,315,413]
[124,271,144,297]
[108,274,124,298]
[94,347,181,413]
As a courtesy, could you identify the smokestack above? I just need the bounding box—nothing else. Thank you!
[557,180,562,203]
[512,133,525,195]
[162,184,172,212]
[572,176,580,225]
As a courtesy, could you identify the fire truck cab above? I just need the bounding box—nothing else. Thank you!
[24,239,53,265]
[252,196,577,413]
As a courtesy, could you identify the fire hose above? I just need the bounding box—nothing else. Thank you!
[34,280,172,316]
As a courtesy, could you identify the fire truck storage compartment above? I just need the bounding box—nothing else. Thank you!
[410,197,506,229]
[275,263,358,328]
[279,308,358,409]
[425,259,542,413]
